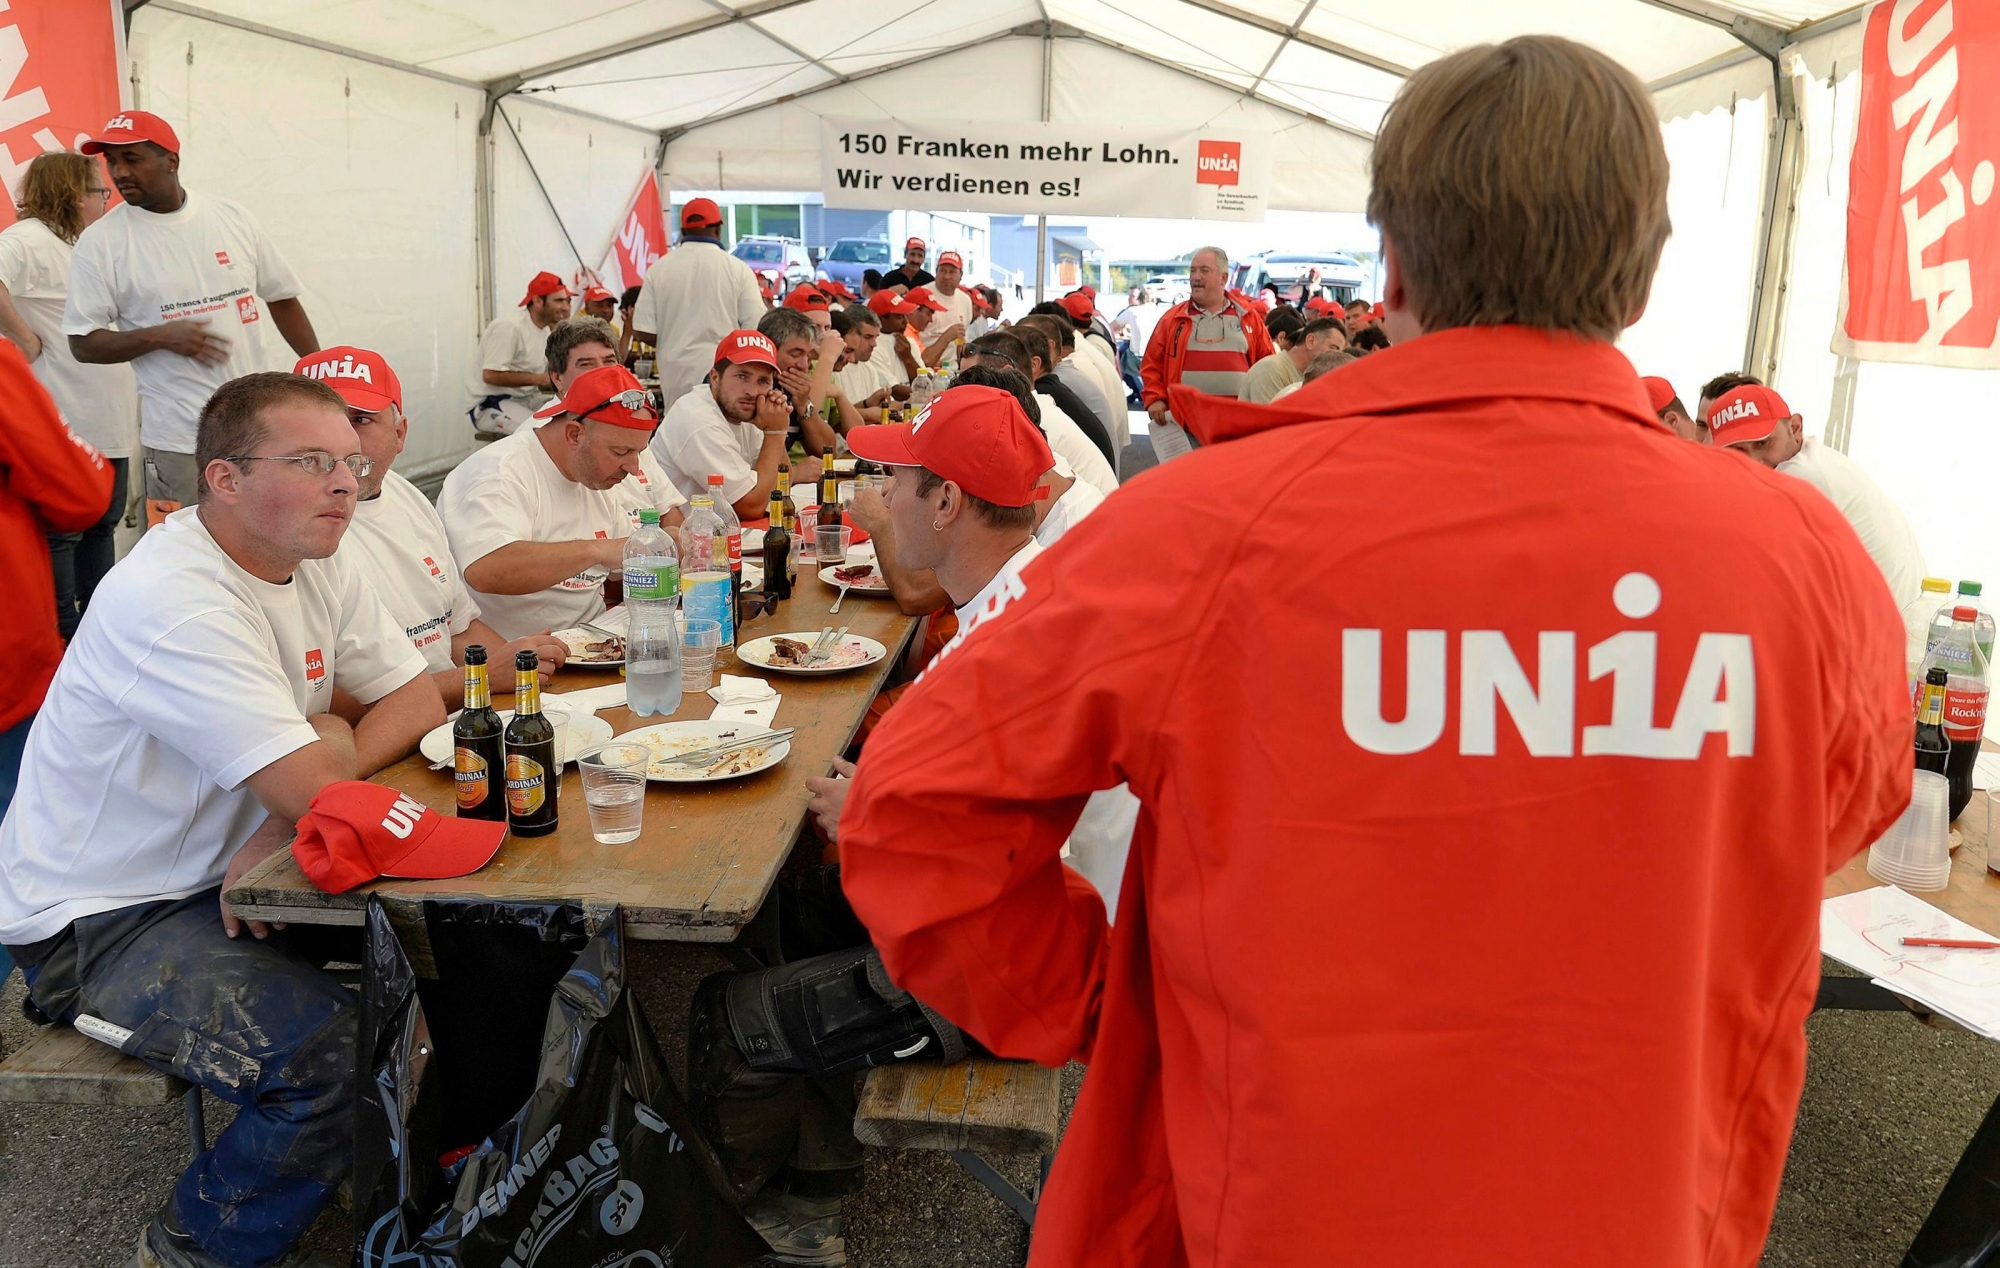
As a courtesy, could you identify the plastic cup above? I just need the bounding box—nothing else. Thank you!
[1868,770,1953,890]
[797,504,821,561]
[816,525,853,566]
[539,703,571,762]
[576,741,650,844]
[682,618,721,693]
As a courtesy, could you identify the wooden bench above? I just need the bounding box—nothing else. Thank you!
[0,1024,207,1156]
[854,1058,1061,1227]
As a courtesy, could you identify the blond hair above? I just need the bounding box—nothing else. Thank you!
[1366,35,1670,341]
[15,152,97,244]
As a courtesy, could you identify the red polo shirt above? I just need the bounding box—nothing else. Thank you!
[841,325,1909,1267]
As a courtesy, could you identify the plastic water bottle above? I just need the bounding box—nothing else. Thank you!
[679,490,735,650]
[1929,580,1997,665]
[708,474,745,641]
[623,509,681,716]
[1906,577,1953,702]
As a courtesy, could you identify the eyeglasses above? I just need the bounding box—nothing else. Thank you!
[229,451,372,478]
[580,389,659,424]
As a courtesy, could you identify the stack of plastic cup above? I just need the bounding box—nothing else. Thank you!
[1868,770,1954,891]
[681,618,721,693]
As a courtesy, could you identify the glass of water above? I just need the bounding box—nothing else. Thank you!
[576,741,651,844]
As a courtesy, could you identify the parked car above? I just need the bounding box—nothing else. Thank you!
[732,236,814,294]
[817,237,893,290]
[1144,273,1191,304]
[1230,252,1368,305]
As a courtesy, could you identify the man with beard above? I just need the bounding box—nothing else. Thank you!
[650,330,795,518]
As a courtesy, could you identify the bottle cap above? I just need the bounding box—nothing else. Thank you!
[1928,666,1950,683]
[1961,581,1984,597]
[516,649,540,670]
[464,644,487,664]
[1924,577,1953,593]
[638,508,659,525]
[1955,605,1979,622]
[708,473,726,486]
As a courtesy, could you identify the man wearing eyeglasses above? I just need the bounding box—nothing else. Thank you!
[63,111,320,519]
[441,364,678,640]
[0,371,442,1268]
[301,345,571,711]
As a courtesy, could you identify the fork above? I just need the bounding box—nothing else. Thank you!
[659,728,795,767]
[830,583,851,614]
[804,625,849,666]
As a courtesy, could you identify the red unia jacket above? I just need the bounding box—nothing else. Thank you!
[1138,295,1275,410]
[1,341,113,732]
[841,326,1910,1267]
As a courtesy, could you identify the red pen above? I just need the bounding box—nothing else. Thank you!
[1901,937,2000,949]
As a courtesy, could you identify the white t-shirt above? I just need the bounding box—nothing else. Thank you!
[869,326,911,387]
[1115,302,1166,353]
[651,385,765,506]
[631,240,765,410]
[942,539,1043,659]
[1780,437,1927,610]
[930,286,975,342]
[1067,339,1130,446]
[470,308,552,404]
[0,509,424,943]
[1036,476,1106,548]
[438,424,683,639]
[342,471,480,673]
[1034,393,1119,498]
[0,218,138,458]
[835,354,884,403]
[62,192,302,454]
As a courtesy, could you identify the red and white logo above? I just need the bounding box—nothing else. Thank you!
[736,333,774,353]
[215,250,231,266]
[594,530,608,539]
[379,792,427,840]
[1196,140,1242,187]
[423,555,442,579]
[1712,399,1760,424]
[236,294,259,324]
[305,648,326,682]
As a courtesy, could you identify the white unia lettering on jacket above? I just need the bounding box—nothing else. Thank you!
[1340,572,1755,759]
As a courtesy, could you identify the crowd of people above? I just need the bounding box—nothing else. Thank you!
[0,29,1936,1268]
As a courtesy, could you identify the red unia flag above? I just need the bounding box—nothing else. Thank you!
[0,1,126,228]
[1835,0,2000,368]
[597,169,668,291]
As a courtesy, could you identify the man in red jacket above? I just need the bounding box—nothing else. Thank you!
[0,340,113,985]
[1137,245,1273,457]
[839,34,1910,1268]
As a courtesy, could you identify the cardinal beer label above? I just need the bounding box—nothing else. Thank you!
[455,748,490,809]
[505,752,547,815]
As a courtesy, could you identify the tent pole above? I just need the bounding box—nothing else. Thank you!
[1036,22,1051,305]
[476,97,498,333]
[1742,53,1804,382]
[495,101,591,273]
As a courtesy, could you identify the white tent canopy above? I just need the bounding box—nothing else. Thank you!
[119,1,2000,586]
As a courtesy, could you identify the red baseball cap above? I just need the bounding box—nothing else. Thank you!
[1078,285,1096,300]
[713,329,779,371]
[295,346,401,412]
[937,251,963,270]
[681,197,724,231]
[819,279,853,300]
[784,284,829,313]
[1060,292,1094,322]
[1304,296,1336,316]
[519,271,570,307]
[845,385,1054,508]
[1641,376,1678,414]
[1706,383,1793,448]
[867,289,918,316]
[582,284,615,303]
[292,782,506,894]
[904,236,926,254]
[80,110,180,155]
[904,286,947,312]
[533,364,660,428]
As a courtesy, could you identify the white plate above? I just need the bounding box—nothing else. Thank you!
[817,564,891,593]
[553,627,624,667]
[742,528,766,553]
[614,720,791,783]
[736,631,889,675]
[418,710,613,769]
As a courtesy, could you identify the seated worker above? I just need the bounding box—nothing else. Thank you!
[758,306,861,455]
[1643,375,1706,443]
[1705,379,1926,608]
[1052,293,1130,419]
[650,330,795,517]
[960,331,1118,497]
[439,364,678,639]
[687,385,1057,1267]
[581,283,617,325]
[468,270,567,436]
[989,323,1119,474]
[782,282,834,333]
[1241,309,1346,403]
[900,286,961,370]
[1024,307,1124,451]
[0,372,443,1268]
[865,290,920,387]
[298,345,569,710]
[617,284,643,364]
[831,304,893,416]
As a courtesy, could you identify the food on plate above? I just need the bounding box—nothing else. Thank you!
[633,730,775,779]
[583,636,624,660]
[768,636,813,666]
[555,628,625,662]
[832,563,875,584]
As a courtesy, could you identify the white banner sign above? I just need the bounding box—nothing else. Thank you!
[819,116,1271,221]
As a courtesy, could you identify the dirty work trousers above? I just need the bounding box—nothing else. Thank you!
[9,888,358,1268]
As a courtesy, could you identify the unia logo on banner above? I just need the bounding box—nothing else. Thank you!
[1196,140,1242,187]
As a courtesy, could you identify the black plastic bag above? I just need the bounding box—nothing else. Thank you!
[354,897,766,1267]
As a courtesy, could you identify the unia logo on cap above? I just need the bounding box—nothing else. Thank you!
[379,792,427,839]
[1197,140,1242,187]
[910,402,936,434]
[735,333,774,355]
[105,113,134,130]
[1714,398,1761,424]
[301,353,374,385]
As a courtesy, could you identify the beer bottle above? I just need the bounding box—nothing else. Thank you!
[1916,665,1950,776]
[776,463,799,536]
[819,451,842,530]
[764,488,794,599]
[503,650,559,837]
[453,645,507,822]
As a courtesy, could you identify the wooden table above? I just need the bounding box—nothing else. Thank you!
[225,579,918,942]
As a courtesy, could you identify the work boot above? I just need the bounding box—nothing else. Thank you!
[742,1192,847,1266]
[131,1204,341,1268]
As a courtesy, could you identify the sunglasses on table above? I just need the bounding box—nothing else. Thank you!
[228,451,373,478]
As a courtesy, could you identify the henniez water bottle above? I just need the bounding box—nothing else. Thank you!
[1919,605,1991,822]
[623,509,682,716]
[679,490,735,649]
[1928,580,1996,666]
